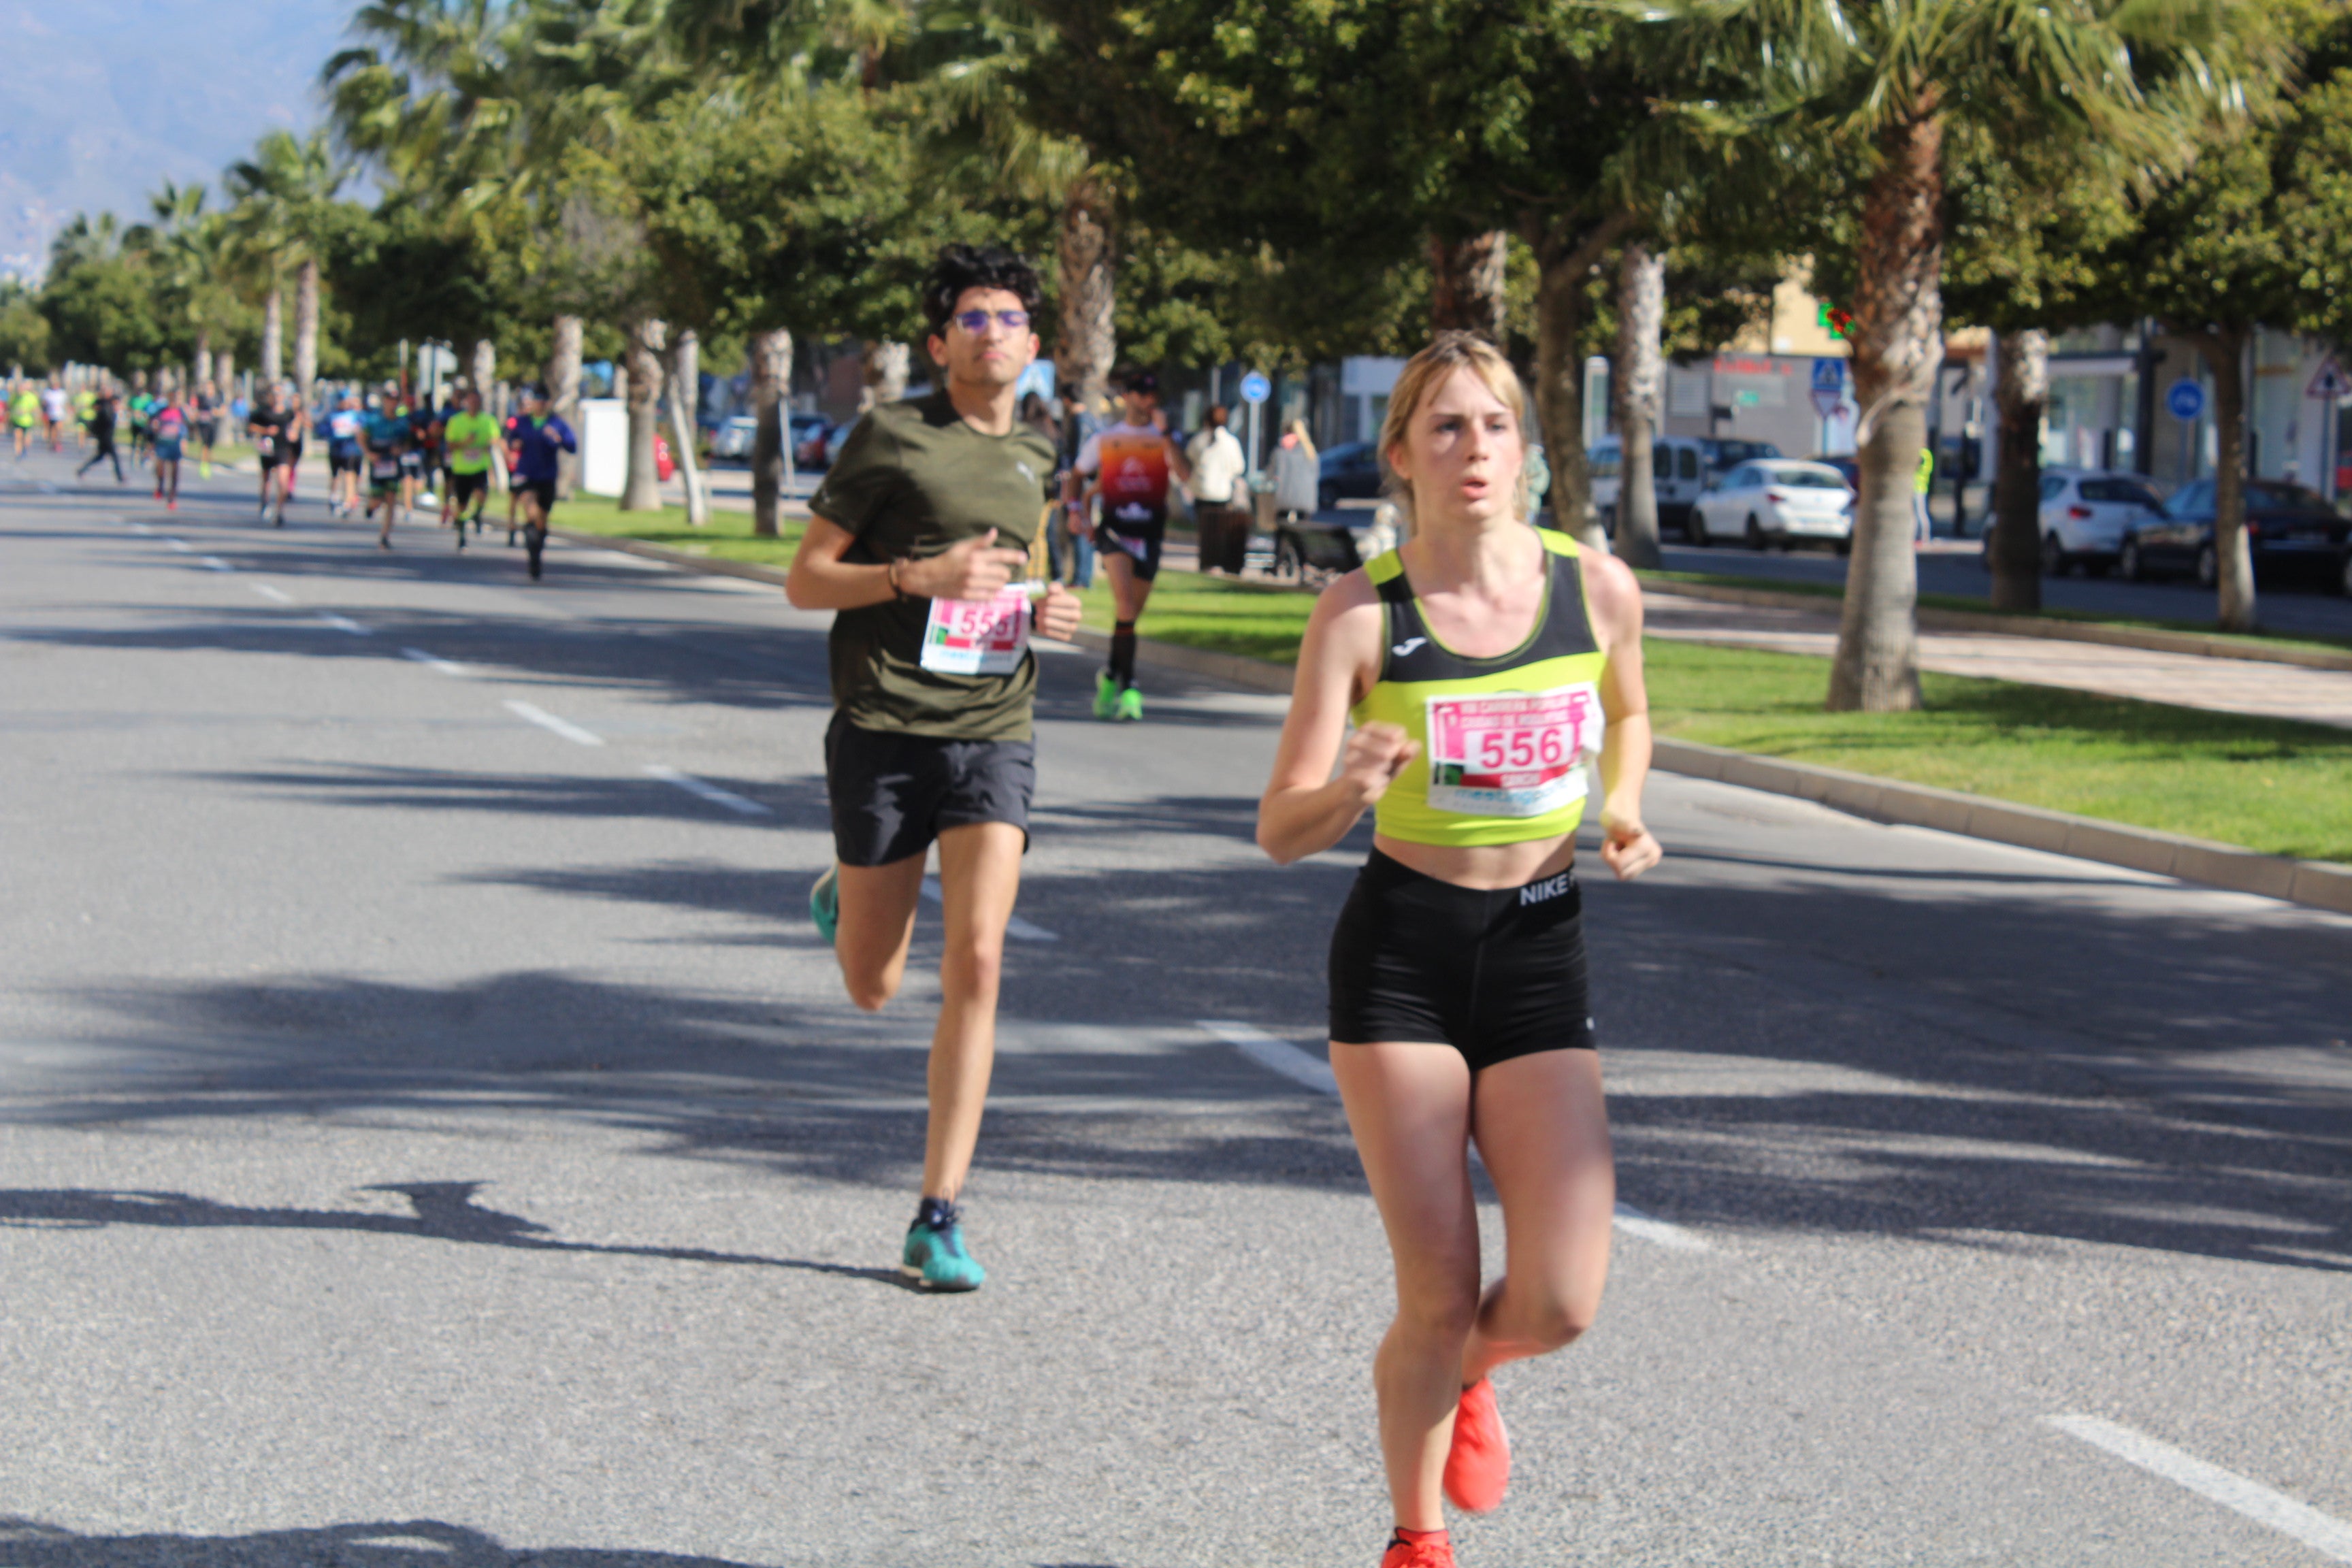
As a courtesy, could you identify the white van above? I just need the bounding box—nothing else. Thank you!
[1589,435,1782,540]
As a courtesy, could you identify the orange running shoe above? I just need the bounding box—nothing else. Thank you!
[1379,1529,1455,1568]
[1443,1377,1510,1513]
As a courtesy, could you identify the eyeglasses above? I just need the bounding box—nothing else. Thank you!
[952,309,1029,333]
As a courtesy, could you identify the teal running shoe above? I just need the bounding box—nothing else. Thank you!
[902,1202,986,1292]
[1094,669,1120,720]
[1115,685,1143,722]
[809,864,839,946]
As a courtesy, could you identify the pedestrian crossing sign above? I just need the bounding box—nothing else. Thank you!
[2306,359,2351,401]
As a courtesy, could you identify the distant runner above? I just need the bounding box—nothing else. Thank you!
[440,388,498,545]
[10,383,39,459]
[41,382,69,451]
[150,391,189,510]
[1254,333,1661,1568]
[1066,369,1190,721]
[247,386,297,524]
[362,393,412,548]
[326,390,365,517]
[192,382,221,475]
[505,385,577,580]
[784,243,1081,1292]
[76,393,123,484]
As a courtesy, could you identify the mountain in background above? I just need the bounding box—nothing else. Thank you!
[0,1,359,279]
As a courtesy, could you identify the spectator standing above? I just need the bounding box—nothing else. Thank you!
[1187,406,1250,574]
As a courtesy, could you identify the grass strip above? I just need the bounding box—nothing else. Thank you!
[1639,567,2352,657]
[1075,566,2352,862]
[551,496,807,567]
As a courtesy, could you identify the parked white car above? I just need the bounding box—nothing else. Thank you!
[2033,468,2166,575]
[1689,459,1855,549]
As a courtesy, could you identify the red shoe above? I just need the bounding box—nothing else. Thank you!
[1443,1378,1509,1513]
[1380,1531,1454,1568]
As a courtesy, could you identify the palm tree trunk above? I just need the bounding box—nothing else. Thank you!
[194,331,213,394]
[293,258,319,408]
[216,350,235,414]
[1056,176,1116,416]
[260,289,283,385]
[749,328,792,539]
[861,341,909,411]
[548,314,583,499]
[1611,242,1667,570]
[2198,327,2257,632]
[621,317,665,512]
[1429,230,1510,343]
[665,331,707,527]
[1829,109,1944,714]
[1989,328,2048,612]
[470,338,500,492]
[1529,216,1629,551]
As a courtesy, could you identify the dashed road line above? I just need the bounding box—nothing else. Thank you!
[504,700,604,747]
[2047,1415,2352,1561]
[644,765,771,815]
[249,583,294,604]
[1196,1019,1712,1251]
[316,612,371,636]
[919,877,1058,942]
[401,647,466,675]
[164,538,193,553]
[200,556,232,572]
[129,523,152,534]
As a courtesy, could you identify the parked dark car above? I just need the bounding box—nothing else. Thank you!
[1807,454,1861,491]
[1698,437,1782,472]
[2119,478,2352,593]
[1317,441,1386,510]
[796,415,851,472]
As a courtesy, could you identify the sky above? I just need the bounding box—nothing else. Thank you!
[0,1,357,280]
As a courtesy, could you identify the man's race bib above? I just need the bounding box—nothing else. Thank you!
[1424,683,1602,819]
[919,583,1034,676]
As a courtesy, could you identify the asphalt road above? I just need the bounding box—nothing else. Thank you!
[3,447,2350,1567]
[1652,537,2352,640]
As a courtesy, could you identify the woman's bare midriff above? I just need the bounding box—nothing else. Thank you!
[1372,831,1576,891]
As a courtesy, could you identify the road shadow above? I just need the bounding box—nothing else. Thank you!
[0,1517,772,1567]
[0,1179,914,1289]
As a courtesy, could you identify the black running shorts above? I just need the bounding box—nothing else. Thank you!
[1329,847,1595,1071]
[1095,517,1164,582]
[449,470,489,504]
[521,478,557,514]
[824,712,1034,868]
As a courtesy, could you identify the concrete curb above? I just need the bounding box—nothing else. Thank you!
[1637,574,2352,674]
[1653,737,2352,916]
[554,527,2352,917]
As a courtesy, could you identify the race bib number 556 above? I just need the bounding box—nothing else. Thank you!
[1424,684,1601,818]
[919,583,1035,676]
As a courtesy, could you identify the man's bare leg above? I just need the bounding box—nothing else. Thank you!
[921,821,1023,1200]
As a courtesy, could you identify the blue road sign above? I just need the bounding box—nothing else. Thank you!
[2166,378,2206,421]
[1239,371,1272,405]
[1812,357,1846,393]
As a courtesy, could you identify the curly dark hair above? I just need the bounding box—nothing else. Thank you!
[921,244,1044,336]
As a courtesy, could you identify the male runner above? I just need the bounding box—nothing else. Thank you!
[247,386,294,523]
[506,385,576,580]
[785,243,1082,1292]
[1066,369,1191,721]
[76,392,123,483]
[193,382,220,475]
[326,390,365,516]
[361,391,411,548]
[440,388,498,545]
[410,391,445,512]
[10,382,38,459]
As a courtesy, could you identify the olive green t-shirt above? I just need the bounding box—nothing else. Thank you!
[810,391,1056,740]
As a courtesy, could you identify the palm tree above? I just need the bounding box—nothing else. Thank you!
[224,131,348,408]
[1694,0,2253,709]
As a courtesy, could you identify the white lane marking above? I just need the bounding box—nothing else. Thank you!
[2047,1416,2352,1561]
[316,612,371,636]
[503,700,604,747]
[645,765,770,815]
[1610,1203,1710,1252]
[199,556,232,572]
[919,877,1058,942]
[165,538,193,553]
[37,481,59,494]
[129,522,152,534]
[1200,1019,1340,1096]
[250,583,294,604]
[401,647,466,675]
[1198,1019,1713,1251]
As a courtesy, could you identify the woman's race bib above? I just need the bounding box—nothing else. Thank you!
[919,583,1035,676]
[1424,683,1602,818]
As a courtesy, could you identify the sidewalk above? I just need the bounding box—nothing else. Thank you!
[1645,591,2352,731]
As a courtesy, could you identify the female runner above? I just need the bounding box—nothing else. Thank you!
[1255,333,1662,1568]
